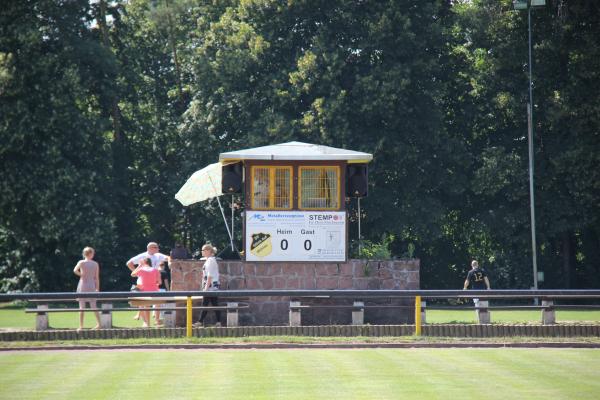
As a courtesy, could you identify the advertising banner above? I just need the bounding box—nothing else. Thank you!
[245,211,346,262]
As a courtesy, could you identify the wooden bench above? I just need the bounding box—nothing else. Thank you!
[289,301,365,326]
[27,296,250,331]
[27,299,122,330]
[421,300,558,325]
[128,296,202,328]
[289,299,413,326]
[128,296,249,327]
[291,299,559,326]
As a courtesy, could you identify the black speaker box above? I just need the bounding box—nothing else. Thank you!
[345,164,368,197]
[222,163,243,193]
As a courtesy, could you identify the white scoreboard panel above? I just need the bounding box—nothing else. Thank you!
[245,211,346,262]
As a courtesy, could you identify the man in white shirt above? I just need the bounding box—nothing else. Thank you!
[127,242,169,272]
[127,242,170,324]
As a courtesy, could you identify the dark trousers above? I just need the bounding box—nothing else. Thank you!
[199,295,221,323]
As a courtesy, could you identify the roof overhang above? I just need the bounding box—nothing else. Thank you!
[219,141,372,164]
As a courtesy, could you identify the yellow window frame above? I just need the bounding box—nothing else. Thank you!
[250,165,293,210]
[298,165,341,210]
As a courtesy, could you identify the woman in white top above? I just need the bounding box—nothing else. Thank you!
[198,244,221,326]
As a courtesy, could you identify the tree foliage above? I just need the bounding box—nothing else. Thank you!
[1,0,598,292]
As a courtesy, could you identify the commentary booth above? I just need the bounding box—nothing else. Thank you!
[219,141,371,262]
[173,142,420,326]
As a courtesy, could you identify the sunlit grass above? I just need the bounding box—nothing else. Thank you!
[0,303,145,329]
[1,348,599,399]
[425,309,600,324]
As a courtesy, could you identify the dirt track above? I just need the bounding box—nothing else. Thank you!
[3,341,600,352]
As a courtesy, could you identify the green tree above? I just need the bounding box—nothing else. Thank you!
[445,0,600,288]
[0,0,116,291]
[181,1,468,270]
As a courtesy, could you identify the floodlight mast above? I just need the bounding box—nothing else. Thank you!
[513,0,545,290]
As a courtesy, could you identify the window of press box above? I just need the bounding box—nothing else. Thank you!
[251,166,293,210]
[299,166,340,210]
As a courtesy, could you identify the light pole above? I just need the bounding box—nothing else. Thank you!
[513,0,545,290]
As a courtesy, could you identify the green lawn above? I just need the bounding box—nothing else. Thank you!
[0,348,598,399]
[425,309,600,324]
[1,306,599,330]
[0,305,143,329]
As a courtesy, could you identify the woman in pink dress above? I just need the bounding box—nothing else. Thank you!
[131,257,160,327]
[73,247,101,331]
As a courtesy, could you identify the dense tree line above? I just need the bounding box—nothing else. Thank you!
[1,0,598,292]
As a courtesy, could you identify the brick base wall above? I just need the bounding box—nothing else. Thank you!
[170,259,420,326]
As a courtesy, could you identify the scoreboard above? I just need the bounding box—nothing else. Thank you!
[245,211,346,262]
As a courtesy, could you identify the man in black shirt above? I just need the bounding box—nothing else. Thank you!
[463,260,490,305]
[464,260,491,290]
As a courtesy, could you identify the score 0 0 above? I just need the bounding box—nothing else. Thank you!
[277,229,314,252]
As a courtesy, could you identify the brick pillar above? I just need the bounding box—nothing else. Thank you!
[169,260,203,326]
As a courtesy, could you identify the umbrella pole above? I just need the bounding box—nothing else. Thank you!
[216,195,234,252]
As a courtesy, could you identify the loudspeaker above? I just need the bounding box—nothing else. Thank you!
[222,163,243,193]
[345,164,368,197]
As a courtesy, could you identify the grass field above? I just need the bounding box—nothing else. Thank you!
[0,348,599,399]
[2,305,599,330]
[0,306,143,329]
[425,309,600,324]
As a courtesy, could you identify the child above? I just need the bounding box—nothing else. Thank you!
[131,257,160,327]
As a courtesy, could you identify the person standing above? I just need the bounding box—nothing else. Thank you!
[197,244,221,327]
[73,247,101,331]
[170,242,191,260]
[127,242,170,273]
[127,242,169,322]
[463,260,491,305]
[156,261,171,326]
[131,257,160,328]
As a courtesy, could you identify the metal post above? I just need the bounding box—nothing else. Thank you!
[527,6,539,291]
[414,295,421,336]
[186,296,192,338]
[215,194,234,252]
[357,197,362,255]
[231,194,235,252]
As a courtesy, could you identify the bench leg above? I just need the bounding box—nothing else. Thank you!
[164,302,176,328]
[36,304,49,331]
[476,300,490,324]
[421,300,427,324]
[542,300,555,325]
[352,301,364,325]
[289,301,301,327]
[100,303,112,329]
[227,302,239,327]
